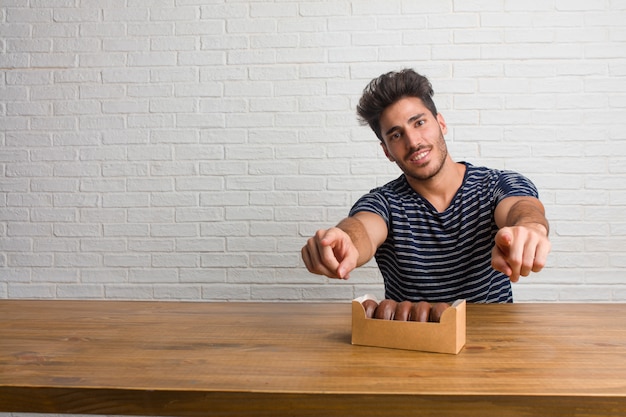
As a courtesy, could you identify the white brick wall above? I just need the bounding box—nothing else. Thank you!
[1,0,626,309]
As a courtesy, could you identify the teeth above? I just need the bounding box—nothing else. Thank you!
[412,151,428,161]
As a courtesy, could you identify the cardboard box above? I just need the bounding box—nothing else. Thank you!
[351,295,466,354]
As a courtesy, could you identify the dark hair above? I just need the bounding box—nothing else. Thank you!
[356,69,438,141]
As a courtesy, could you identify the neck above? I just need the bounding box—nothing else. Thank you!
[407,159,465,212]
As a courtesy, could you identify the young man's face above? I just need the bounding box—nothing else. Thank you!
[378,96,449,182]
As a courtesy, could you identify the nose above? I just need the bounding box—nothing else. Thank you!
[405,126,422,149]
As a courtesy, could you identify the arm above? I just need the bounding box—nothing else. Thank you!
[492,196,551,282]
[301,211,388,280]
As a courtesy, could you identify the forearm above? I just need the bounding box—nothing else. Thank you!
[505,198,549,236]
[335,215,380,267]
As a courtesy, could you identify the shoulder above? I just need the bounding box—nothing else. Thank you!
[357,175,412,205]
[464,162,502,182]
[462,162,538,199]
[369,175,409,195]
[464,162,532,184]
[349,175,410,220]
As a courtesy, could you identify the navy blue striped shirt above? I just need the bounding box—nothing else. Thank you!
[349,162,539,304]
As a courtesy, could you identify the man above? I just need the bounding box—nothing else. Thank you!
[301,69,551,303]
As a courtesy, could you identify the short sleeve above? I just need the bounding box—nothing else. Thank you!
[493,170,539,205]
[348,189,390,225]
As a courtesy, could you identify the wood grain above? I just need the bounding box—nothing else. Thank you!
[1,300,625,416]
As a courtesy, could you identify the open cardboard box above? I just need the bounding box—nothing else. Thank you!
[351,294,466,354]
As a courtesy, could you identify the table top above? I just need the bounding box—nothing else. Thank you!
[1,300,625,417]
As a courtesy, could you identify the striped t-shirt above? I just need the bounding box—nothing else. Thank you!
[349,162,539,304]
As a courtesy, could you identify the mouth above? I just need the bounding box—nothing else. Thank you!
[408,148,430,164]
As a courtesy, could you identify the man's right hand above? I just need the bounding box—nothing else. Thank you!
[301,227,359,280]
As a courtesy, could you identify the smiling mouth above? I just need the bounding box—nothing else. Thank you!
[409,149,429,163]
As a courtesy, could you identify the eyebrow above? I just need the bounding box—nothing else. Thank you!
[383,113,426,137]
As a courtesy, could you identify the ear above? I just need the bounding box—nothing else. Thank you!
[380,141,395,162]
[436,113,448,135]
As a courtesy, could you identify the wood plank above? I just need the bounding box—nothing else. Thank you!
[1,300,625,416]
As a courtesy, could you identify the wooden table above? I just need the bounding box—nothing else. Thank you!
[1,300,625,417]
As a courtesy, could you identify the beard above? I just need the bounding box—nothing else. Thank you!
[399,132,449,182]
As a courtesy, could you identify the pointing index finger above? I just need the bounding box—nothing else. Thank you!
[495,228,512,254]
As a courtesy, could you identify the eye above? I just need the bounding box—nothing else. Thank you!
[389,132,401,141]
[415,119,425,127]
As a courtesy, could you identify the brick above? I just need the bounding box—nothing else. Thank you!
[6,8,52,23]
[8,253,54,267]
[9,284,56,299]
[176,207,223,222]
[55,253,101,268]
[0,238,31,252]
[227,237,276,252]
[200,254,248,268]
[151,224,197,238]
[128,239,174,253]
[180,269,226,283]
[57,284,104,299]
[201,284,251,301]
[201,222,249,238]
[105,285,154,300]
[249,34,298,49]
[102,129,149,145]
[225,207,273,221]
[302,285,354,301]
[250,285,301,300]
[104,254,151,268]
[7,223,53,237]
[82,269,127,283]
[102,193,150,208]
[152,192,198,207]
[250,3,297,17]
[178,21,224,36]
[154,285,202,300]
[300,2,350,17]
[176,238,224,252]
[227,18,276,34]
[81,22,126,37]
[6,163,53,178]
[81,52,127,67]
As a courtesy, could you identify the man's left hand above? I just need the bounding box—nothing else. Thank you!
[491,225,551,282]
